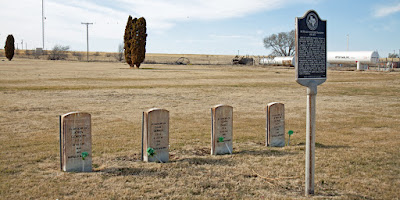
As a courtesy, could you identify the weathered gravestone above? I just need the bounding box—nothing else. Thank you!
[60,112,92,172]
[142,108,169,163]
[211,105,233,155]
[266,102,285,147]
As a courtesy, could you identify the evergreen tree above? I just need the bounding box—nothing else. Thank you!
[124,16,133,66]
[4,35,15,61]
[123,16,147,68]
[134,17,147,68]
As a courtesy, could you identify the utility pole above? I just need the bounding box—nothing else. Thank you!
[21,40,24,50]
[42,0,45,49]
[81,22,93,62]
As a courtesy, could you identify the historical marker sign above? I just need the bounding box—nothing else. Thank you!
[295,10,327,196]
[296,10,327,87]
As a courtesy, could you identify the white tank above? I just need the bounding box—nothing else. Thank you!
[259,56,295,66]
[259,58,275,65]
[327,51,379,65]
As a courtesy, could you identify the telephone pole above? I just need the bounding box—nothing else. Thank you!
[81,22,93,62]
[42,0,45,49]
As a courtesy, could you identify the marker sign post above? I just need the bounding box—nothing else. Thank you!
[295,10,327,196]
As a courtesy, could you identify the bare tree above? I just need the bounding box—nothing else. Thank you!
[388,53,399,58]
[48,45,70,60]
[263,30,295,56]
[115,43,124,62]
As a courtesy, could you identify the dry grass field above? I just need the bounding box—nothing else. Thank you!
[0,57,399,199]
[0,49,236,65]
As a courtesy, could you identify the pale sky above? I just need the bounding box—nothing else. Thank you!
[1,0,399,57]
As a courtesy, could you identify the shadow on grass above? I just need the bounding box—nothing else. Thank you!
[118,68,154,70]
[236,149,297,157]
[297,142,350,149]
[177,157,233,166]
[100,167,168,177]
[119,66,210,71]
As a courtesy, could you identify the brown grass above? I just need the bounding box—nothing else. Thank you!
[0,49,237,64]
[0,58,399,199]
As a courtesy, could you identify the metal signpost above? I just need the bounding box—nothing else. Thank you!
[295,10,327,196]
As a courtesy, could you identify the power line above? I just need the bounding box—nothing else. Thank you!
[81,22,93,62]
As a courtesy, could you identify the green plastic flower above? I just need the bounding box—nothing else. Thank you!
[218,137,224,142]
[288,130,294,136]
[147,147,155,157]
[81,152,89,160]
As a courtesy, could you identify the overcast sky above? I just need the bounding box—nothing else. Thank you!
[1,0,399,57]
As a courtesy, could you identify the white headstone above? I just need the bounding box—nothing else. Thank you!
[60,112,92,172]
[142,108,169,163]
[211,105,233,155]
[266,103,285,147]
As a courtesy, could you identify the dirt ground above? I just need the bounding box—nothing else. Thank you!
[0,58,399,199]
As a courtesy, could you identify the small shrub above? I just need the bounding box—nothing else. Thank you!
[48,45,70,60]
[25,50,32,56]
[72,52,83,61]
[94,52,100,56]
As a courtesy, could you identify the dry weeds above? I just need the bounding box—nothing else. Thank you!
[0,58,399,199]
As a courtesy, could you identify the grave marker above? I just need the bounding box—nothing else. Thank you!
[266,102,285,147]
[142,108,169,163]
[211,105,233,155]
[60,112,92,172]
[295,10,327,196]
